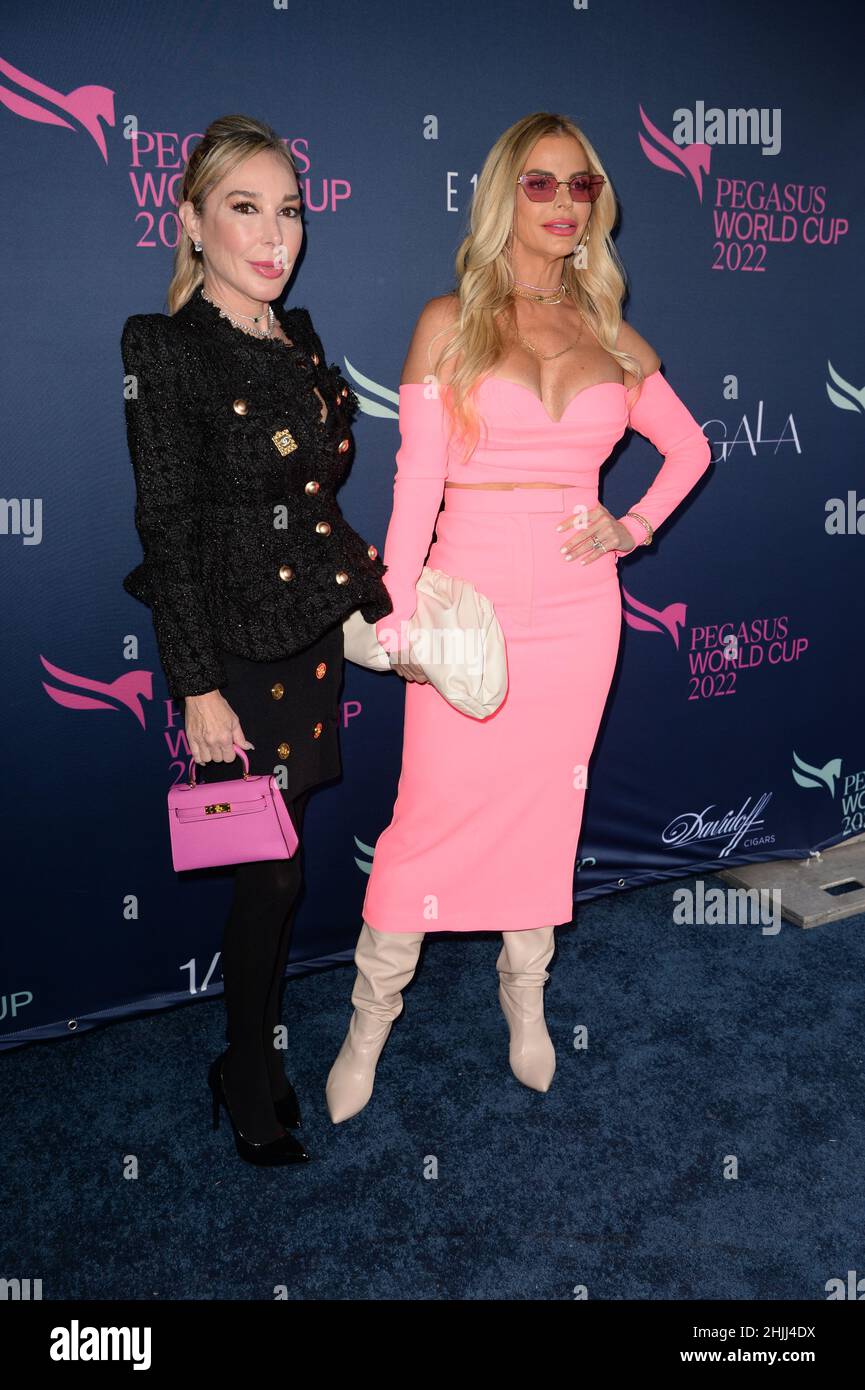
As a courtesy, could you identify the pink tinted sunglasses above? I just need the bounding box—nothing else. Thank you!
[516,173,605,203]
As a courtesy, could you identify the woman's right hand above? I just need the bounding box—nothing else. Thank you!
[184,690,255,765]
[388,650,429,683]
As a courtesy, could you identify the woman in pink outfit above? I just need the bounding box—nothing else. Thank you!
[326,112,712,1122]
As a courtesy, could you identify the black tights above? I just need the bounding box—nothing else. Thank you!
[219,789,311,1143]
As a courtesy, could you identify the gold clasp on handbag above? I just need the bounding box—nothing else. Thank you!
[204,802,232,814]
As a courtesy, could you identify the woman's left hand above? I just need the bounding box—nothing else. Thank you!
[555,504,634,563]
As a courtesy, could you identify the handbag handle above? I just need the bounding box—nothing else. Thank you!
[186,743,251,787]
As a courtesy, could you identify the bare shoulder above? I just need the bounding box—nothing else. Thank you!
[400,292,461,386]
[616,320,662,387]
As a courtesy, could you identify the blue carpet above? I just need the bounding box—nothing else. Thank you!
[3,876,863,1300]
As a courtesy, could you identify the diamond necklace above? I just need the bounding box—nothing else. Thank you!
[201,287,274,338]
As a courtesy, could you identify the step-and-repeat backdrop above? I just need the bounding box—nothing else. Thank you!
[1,0,861,1045]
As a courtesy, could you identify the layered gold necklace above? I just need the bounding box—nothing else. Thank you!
[508,284,585,360]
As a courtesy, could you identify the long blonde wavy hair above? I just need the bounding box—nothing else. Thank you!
[166,114,300,315]
[430,111,645,465]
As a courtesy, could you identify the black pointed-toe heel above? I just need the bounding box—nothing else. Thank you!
[207,1055,310,1166]
[273,1082,302,1130]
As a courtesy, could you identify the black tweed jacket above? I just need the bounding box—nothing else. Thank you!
[121,284,393,700]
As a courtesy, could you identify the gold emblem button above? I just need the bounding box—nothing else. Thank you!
[271,682,285,700]
[337,438,350,453]
[315,521,332,535]
[367,544,378,559]
[277,741,291,758]
[272,428,297,456]
[278,564,294,581]
[335,571,349,585]
[311,352,320,365]
[232,399,249,415]
[315,662,327,679]
[313,722,323,738]
[304,480,320,495]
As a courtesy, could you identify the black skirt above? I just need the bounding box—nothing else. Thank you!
[189,620,345,804]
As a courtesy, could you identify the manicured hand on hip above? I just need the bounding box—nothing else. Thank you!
[556,504,635,563]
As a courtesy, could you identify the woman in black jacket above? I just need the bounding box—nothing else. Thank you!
[121,114,392,1166]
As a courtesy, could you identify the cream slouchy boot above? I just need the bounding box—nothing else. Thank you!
[496,926,556,1091]
[326,921,425,1123]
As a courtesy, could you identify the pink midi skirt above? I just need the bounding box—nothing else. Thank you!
[361,484,624,933]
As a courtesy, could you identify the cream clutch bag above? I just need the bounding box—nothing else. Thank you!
[342,567,508,719]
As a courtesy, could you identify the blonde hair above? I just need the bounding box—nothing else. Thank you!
[430,111,645,464]
[166,114,300,315]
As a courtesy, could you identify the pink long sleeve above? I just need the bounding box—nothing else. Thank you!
[614,369,712,553]
[375,384,450,654]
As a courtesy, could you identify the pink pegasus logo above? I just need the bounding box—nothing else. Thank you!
[0,55,115,162]
[621,584,688,647]
[638,104,711,202]
[40,655,153,728]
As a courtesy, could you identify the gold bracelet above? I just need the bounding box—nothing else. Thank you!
[626,512,654,546]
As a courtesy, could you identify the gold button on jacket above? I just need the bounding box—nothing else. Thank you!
[276,741,291,759]
[272,428,297,456]
[271,681,285,700]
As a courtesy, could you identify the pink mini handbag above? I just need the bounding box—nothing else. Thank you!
[167,744,299,872]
